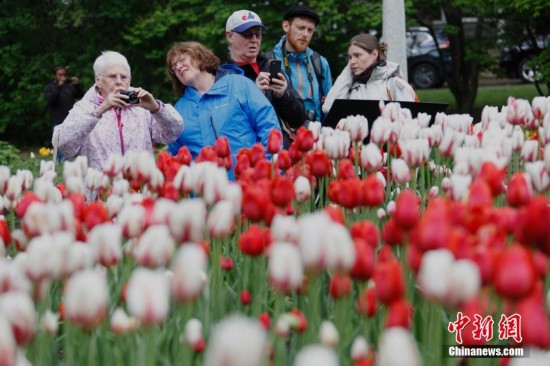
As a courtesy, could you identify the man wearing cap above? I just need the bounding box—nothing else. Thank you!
[272,5,332,124]
[225,9,306,149]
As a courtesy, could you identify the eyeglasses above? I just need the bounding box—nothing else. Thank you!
[170,54,189,74]
[237,30,262,40]
[100,74,130,82]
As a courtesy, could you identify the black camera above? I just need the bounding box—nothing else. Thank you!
[120,90,140,104]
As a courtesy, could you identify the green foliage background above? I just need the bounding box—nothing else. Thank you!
[0,0,548,148]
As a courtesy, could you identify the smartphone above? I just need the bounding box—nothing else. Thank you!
[268,60,282,82]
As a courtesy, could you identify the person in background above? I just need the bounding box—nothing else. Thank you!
[166,41,281,180]
[53,51,183,172]
[43,66,85,128]
[322,33,417,114]
[225,9,306,148]
[272,5,332,124]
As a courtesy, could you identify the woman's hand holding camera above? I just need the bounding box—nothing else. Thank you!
[95,87,160,116]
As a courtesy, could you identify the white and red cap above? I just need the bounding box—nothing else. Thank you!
[226,10,264,32]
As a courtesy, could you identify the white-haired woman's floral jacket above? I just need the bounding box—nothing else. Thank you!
[53,85,184,171]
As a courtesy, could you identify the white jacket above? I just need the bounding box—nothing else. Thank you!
[322,61,416,114]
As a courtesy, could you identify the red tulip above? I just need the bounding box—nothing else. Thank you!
[242,187,269,223]
[506,173,531,207]
[84,201,109,230]
[196,146,218,164]
[415,198,451,251]
[385,299,413,329]
[337,159,356,180]
[356,287,377,317]
[220,256,234,271]
[471,247,500,286]
[267,129,283,154]
[515,196,550,252]
[238,225,271,256]
[513,297,550,348]
[15,192,43,219]
[240,290,252,306]
[328,180,363,209]
[175,146,193,165]
[290,308,308,332]
[494,244,537,301]
[271,176,295,208]
[307,150,332,178]
[373,258,405,305]
[214,136,230,158]
[381,218,404,246]
[258,312,271,330]
[394,190,419,231]
[350,239,375,281]
[288,141,304,164]
[488,207,518,235]
[249,143,266,167]
[253,160,272,181]
[350,220,379,247]
[295,127,314,152]
[324,205,346,226]
[0,218,10,248]
[276,150,292,171]
[329,274,352,299]
[234,153,251,180]
[477,161,505,197]
[362,174,385,207]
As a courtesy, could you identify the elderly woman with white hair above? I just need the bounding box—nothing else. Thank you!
[53,50,184,171]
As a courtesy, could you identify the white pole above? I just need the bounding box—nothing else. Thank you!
[382,0,408,81]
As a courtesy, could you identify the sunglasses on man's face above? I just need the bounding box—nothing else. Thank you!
[237,30,262,40]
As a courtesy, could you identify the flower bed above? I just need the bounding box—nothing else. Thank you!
[0,96,550,365]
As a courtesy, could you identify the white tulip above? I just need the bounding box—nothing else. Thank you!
[126,268,170,326]
[171,243,208,303]
[377,328,421,366]
[268,242,303,294]
[204,314,268,366]
[293,344,338,366]
[64,269,109,329]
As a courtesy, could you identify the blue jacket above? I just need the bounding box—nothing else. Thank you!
[273,36,332,123]
[167,64,281,180]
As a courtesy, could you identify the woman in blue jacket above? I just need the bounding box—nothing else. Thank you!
[166,41,281,180]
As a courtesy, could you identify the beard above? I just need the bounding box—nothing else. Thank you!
[287,36,309,53]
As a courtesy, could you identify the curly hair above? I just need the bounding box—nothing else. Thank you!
[349,34,387,61]
[166,41,220,96]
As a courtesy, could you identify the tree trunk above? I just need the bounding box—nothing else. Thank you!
[442,4,479,114]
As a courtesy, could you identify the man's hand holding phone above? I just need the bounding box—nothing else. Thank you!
[267,60,287,98]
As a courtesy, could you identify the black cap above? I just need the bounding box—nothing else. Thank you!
[283,5,320,25]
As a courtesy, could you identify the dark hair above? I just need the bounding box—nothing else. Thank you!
[166,41,220,95]
[349,34,388,61]
[52,66,66,75]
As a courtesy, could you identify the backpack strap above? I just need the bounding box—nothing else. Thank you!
[386,76,397,101]
[309,51,325,97]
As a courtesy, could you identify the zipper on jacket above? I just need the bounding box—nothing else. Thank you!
[210,114,219,140]
[114,108,125,155]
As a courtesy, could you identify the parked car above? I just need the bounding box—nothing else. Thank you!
[406,27,452,89]
[499,35,549,82]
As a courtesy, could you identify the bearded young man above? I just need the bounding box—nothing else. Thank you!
[225,9,306,148]
[271,5,333,124]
